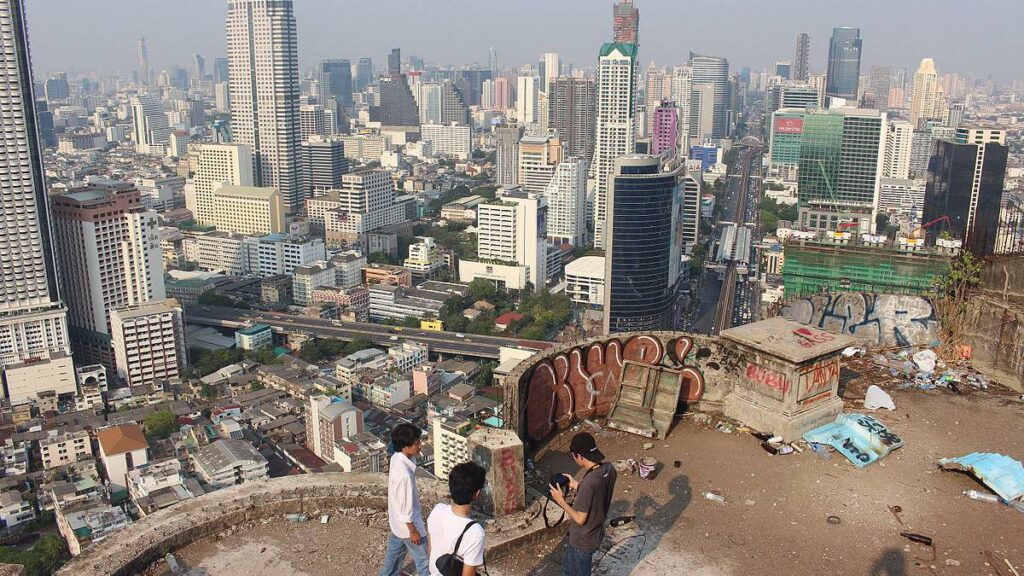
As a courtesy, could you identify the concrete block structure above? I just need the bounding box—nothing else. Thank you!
[468,428,524,518]
[721,317,852,440]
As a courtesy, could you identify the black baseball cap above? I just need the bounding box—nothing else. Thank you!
[569,432,605,463]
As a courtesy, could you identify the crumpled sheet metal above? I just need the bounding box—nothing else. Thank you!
[938,452,1024,502]
[802,413,903,468]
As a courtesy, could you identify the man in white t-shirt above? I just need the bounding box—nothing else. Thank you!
[427,462,487,576]
[380,423,430,576]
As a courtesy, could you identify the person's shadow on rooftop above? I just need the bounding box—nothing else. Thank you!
[869,548,907,576]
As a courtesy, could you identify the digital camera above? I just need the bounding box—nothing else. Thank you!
[550,473,570,493]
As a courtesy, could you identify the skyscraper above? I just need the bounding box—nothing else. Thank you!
[50,183,165,370]
[301,138,350,196]
[438,80,470,126]
[590,42,638,249]
[643,63,669,137]
[910,58,938,129]
[612,0,639,44]
[883,120,914,180]
[541,52,560,93]
[793,32,810,81]
[825,27,862,101]
[651,101,679,158]
[489,47,498,77]
[319,59,353,108]
[193,53,206,82]
[226,0,302,212]
[867,65,892,111]
[516,75,538,124]
[190,143,254,226]
[130,94,172,153]
[544,157,588,246]
[137,36,150,85]
[688,52,730,139]
[517,133,564,194]
[548,77,596,160]
[0,0,76,402]
[603,155,683,334]
[375,48,420,128]
[212,57,229,83]
[355,58,374,92]
[924,127,1008,256]
[797,108,886,232]
[494,125,523,186]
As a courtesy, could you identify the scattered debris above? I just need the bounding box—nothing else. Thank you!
[808,443,833,460]
[900,532,933,546]
[938,452,1024,504]
[642,442,654,450]
[912,349,937,373]
[715,421,736,434]
[888,505,903,525]
[864,385,897,411]
[612,459,637,476]
[638,457,658,479]
[702,491,726,505]
[841,347,863,358]
[945,559,961,567]
[285,514,308,523]
[673,460,682,468]
[826,515,842,525]
[166,553,183,574]
[609,515,634,527]
[963,489,1000,503]
[802,413,903,467]
[320,514,330,524]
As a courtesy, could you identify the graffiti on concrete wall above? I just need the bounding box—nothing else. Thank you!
[780,293,938,347]
[522,335,706,442]
[796,359,840,406]
[744,363,790,395]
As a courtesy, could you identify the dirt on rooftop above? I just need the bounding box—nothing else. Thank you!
[493,373,1024,575]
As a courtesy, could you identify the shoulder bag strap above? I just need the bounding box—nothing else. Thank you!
[450,519,478,557]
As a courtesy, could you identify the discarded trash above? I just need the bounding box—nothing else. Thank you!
[609,515,635,528]
[956,345,973,360]
[826,515,842,525]
[938,453,1024,503]
[702,491,726,505]
[642,442,654,450]
[613,459,637,476]
[808,443,833,460]
[763,442,794,455]
[285,514,308,522]
[900,532,933,546]
[715,421,736,434]
[912,349,937,373]
[963,489,1000,503]
[638,457,658,479]
[802,413,904,468]
[166,553,182,574]
[673,460,682,468]
[888,505,903,525]
[864,385,897,411]
[320,514,330,524]
[841,347,863,358]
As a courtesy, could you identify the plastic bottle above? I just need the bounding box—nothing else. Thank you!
[703,491,726,504]
[963,490,1000,503]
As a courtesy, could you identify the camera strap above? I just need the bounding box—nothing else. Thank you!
[543,495,565,529]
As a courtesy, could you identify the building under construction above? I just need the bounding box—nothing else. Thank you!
[782,232,953,297]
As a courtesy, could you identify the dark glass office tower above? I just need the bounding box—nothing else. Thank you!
[319,59,353,108]
[825,27,862,100]
[603,155,683,334]
[924,129,1008,256]
[355,57,374,92]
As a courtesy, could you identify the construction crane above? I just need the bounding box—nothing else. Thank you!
[910,215,950,239]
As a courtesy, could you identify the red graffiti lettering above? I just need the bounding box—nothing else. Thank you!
[797,360,840,403]
[499,447,520,515]
[745,363,790,394]
[792,327,836,348]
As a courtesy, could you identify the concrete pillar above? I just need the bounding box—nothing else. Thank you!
[467,428,524,518]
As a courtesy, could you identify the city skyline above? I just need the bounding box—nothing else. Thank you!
[25,0,1024,82]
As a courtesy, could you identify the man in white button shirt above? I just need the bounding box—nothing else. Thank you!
[379,423,430,576]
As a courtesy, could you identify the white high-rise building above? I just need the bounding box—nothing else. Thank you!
[680,174,701,254]
[51,184,166,369]
[226,0,302,212]
[541,52,560,93]
[190,143,254,226]
[129,94,172,153]
[644,63,669,137]
[299,104,326,141]
[516,75,538,124]
[517,133,564,194]
[669,66,693,151]
[421,123,472,160]
[544,157,588,246]
[590,43,637,249]
[0,0,76,403]
[909,58,938,129]
[211,185,287,236]
[475,188,548,288]
[883,120,914,179]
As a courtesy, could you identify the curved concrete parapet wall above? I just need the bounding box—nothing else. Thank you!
[57,473,447,576]
[502,331,744,444]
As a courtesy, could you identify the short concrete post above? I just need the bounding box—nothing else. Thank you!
[467,428,525,518]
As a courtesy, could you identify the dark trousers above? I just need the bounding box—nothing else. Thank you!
[562,543,596,576]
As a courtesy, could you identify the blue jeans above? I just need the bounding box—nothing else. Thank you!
[379,532,430,576]
[562,543,596,576]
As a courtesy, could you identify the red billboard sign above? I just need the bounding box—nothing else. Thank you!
[774,117,804,134]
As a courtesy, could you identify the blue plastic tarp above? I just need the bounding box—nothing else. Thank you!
[802,413,904,468]
[938,452,1024,503]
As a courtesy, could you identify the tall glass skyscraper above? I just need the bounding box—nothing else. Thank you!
[319,59,353,108]
[825,27,862,100]
[0,0,76,401]
[689,52,730,139]
[603,156,683,334]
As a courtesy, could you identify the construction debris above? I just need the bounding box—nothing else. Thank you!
[863,385,896,411]
[802,413,903,467]
[938,452,1024,504]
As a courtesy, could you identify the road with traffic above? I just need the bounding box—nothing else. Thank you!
[185,305,552,361]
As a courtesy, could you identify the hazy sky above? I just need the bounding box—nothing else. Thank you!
[26,0,1024,81]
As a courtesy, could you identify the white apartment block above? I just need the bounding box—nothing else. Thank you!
[515,75,538,125]
[564,256,606,307]
[192,439,268,490]
[39,430,94,470]
[470,188,548,289]
[421,123,472,160]
[404,237,444,276]
[883,120,913,180]
[333,251,367,288]
[211,185,286,236]
[292,261,337,306]
[590,44,637,249]
[192,232,247,274]
[245,234,326,276]
[130,94,172,154]
[335,134,385,163]
[226,0,302,211]
[681,174,701,254]
[190,143,254,226]
[306,395,364,463]
[432,418,470,481]
[517,134,563,194]
[306,170,406,242]
[387,341,428,373]
[299,104,326,140]
[544,157,588,246]
[110,299,187,387]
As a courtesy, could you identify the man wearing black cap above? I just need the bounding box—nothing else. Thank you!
[549,432,617,576]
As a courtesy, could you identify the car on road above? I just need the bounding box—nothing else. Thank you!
[455,333,465,338]
[389,335,399,341]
